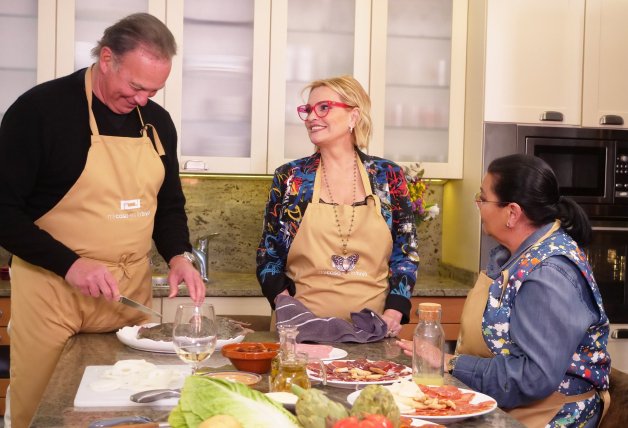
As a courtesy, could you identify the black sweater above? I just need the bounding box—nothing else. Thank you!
[0,68,191,278]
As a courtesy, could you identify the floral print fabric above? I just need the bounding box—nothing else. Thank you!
[483,227,610,426]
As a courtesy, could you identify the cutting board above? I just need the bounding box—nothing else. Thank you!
[74,365,189,407]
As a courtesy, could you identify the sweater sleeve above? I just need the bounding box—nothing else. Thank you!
[452,257,598,408]
[0,89,81,277]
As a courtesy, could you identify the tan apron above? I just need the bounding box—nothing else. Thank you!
[285,158,392,321]
[9,67,165,428]
[456,222,609,427]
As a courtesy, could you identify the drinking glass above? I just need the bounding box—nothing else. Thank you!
[172,303,217,375]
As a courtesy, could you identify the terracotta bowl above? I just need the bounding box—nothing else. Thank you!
[221,342,280,374]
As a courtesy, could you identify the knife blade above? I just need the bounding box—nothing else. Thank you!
[118,296,162,319]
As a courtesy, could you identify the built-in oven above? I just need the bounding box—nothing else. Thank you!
[586,220,628,324]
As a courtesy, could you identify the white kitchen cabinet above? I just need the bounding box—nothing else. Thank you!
[484,0,585,125]
[485,0,628,129]
[581,0,628,128]
[269,0,467,179]
[369,0,467,179]
[8,0,468,178]
[267,0,369,171]
[0,0,55,123]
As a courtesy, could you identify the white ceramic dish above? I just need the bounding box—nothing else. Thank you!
[346,387,497,424]
[307,360,412,389]
[265,391,298,411]
[116,323,244,354]
[325,347,349,361]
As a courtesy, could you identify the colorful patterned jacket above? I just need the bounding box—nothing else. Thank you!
[256,150,419,323]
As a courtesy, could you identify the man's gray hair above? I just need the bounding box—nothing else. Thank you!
[91,13,177,60]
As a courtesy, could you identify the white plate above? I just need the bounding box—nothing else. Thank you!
[307,360,412,389]
[265,392,298,411]
[346,387,497,424]
[116,324,244,354]
[325,347,348,361]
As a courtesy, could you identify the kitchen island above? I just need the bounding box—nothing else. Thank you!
[31,332,523,428]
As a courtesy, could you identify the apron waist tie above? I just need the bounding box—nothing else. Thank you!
[101,255,146,280]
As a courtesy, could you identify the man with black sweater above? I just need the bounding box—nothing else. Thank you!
[0,13,205,426]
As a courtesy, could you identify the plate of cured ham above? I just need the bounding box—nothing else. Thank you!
[347,380,497,424]
[307,359,411,388]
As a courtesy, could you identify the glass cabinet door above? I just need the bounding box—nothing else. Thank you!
[370,0,467,178]
[169,0,270,173]
[0,0,54,122]
[55,0,160,93]
[73,0,150,70]
[268,0,370,172]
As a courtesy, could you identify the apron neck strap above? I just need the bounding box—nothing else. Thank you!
[313,151,377,208]
[499,219,562,300]
[84,66,100,137]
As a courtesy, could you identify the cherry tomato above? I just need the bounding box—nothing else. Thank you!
[360,414,394,428]
[333,416,360,428]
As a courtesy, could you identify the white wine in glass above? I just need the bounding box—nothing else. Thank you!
[172,303,217,374]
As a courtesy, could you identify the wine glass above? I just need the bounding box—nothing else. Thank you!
[172,303,218,375]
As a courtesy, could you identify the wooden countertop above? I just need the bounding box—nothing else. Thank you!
[31,331,523,427]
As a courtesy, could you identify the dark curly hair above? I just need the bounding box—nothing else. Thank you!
[487,154,592,246]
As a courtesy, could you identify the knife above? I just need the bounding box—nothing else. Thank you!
[118,295,162,319]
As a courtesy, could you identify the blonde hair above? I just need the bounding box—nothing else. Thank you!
[302,75,372,149]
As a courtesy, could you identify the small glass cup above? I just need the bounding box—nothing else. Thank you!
[271,352,326,392]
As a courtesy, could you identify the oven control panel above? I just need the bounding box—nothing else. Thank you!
[616,144,628,199]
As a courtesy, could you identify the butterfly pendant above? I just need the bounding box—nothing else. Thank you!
[331,253,360,273]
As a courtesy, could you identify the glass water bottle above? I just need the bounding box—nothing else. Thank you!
[412,303,445,386]
[269,324,298,390]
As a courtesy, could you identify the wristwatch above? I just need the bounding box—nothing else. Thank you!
[447,354,459,374]
[170,251,195,266]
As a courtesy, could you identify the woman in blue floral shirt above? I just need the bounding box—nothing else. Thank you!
[399,154,610,427]
[256,76,419,335]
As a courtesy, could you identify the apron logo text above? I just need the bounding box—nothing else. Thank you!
[120,199,141,210]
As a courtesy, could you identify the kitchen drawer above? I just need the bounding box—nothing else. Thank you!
[0,298,10,327]
[408,297,466,324]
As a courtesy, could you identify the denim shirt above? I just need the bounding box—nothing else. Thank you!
[453,223,602,409]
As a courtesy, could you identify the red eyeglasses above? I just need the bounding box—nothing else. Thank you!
[296,100,353,121]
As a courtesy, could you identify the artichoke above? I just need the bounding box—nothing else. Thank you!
[349,385,401,428]
[292,384,349,428]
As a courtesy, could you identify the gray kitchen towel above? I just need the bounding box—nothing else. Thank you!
[274,294,387,343]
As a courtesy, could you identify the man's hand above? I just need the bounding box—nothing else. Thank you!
[65,258,119,301]
[168,255,206,303]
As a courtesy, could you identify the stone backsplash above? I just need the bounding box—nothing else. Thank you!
[0,176,444,277]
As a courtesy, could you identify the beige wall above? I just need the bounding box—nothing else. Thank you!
[441,0,486,273]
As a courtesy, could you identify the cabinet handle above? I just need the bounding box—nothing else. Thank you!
[539,111,564,122]
[0,309,3,319]
[183,160,207,171]
[599,115,624,126]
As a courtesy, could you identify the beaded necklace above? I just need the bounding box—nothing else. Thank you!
[321,154,360,273]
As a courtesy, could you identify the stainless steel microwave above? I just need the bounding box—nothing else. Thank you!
[484,123,628,220]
